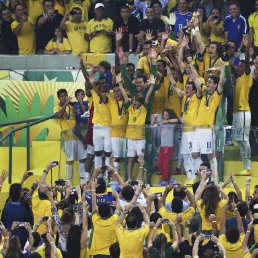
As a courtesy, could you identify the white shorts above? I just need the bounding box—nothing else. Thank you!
[232,111,251,142]
[127,139,146,157]
[63,140,87,161]
[192,128,215,154]
[111,137,127,158]
[93,125,112,152]
[86,144,95,155]
[181,131,194,154]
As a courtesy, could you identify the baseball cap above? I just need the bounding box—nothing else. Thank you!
[95,3,104,9]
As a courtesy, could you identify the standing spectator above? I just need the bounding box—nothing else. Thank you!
[113,5,139,52]
[26,0,43,23]
[139,7,165,40]
[232,38,253,176]
[35,0,63,52]
[60,7,88,54]
[224,1,248,49]
[151,0,169,26]
[1,183,34,249]
[171,0,192,38]
[248,0,258,50]
[11,4,36,55]
[85,3,114,53]
[1,7,18,54]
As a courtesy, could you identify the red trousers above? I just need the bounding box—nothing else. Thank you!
[157,146,175,181]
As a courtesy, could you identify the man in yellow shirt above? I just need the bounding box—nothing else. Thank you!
[85,3,113,53]
[248,0,258,48]
[11,5,36,55]
[233,39,253,176]
[137,40,152,78]
[191,61,225,179]
[54,89,87,181]
[116,204,150,258]
[60,7,88,54]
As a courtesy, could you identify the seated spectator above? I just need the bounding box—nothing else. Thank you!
[44,27,71,54]
[11,4,36,55]
[60,7,88,54]
[85,3,113,53]
[139,7,165,40]
[1,7,18,54]
[35,0,63,53]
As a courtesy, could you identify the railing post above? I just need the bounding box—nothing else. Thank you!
[27,122,30,171]
[8,134,12,184]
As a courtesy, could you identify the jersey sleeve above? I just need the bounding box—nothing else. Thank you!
[45,39,53,51]
[240,16,248,35]
[248,14,253,28]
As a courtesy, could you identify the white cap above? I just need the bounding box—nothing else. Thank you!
[95,3,104,9]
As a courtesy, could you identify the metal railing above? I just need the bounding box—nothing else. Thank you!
[0,115,56,183]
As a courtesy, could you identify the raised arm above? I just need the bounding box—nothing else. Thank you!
[179,183,195,208]
[177,36,189,74]
[243,36,251,74]
[38,161,56,188]
[80,202,88,249]
[245,177,251,203]
[193,18,205,55]
[233,201,244,233]
[158,185,174,209]
[140,205,150,227]
[89,74,107,103]
[91,178,98,213]
[219,200,228,234]
[60,12,69,32]
[145,75,156,105]
[117,73,129,103]
[217,61,225,94]
[0,170,8,194]
[230,173,242,201]
[147,218,162,247]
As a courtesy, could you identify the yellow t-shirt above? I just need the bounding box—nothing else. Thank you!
[54,104,76,131]
[126,103,148,140]
[254,224,258,243]
[152,76,167,114]
[244,251,251,258]
[45,37,72,52]
[91,90,111,126]
[86,18,113,53]
[182,94,201,131]
[66,20,89,54]
[233,72,253,114]
[209,21,224,44]
[11,17,36,55]
[165,78,184,118]
[158,206,195,237]
[89,212,119,255]
[27,0,43,23]
[54,1,66,16]
[66,0,91,22]
[197,199,228,231]
[195,89,222,126]
[156,38,178,55]
[201,22,209,47]
[116,225,149,258]
[36,245,63,258]
[219,233,244,258]
[32,191,52,234]
[137,56,152,79]
[108,97,129,138]
[249,12,258,47]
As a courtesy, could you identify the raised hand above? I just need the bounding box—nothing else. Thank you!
[88,74,96,85]
[115,28,124,41]
[145,29,154,41]
[181,35,189,47]
[117,46,125,61]
[0,170,8,185]
[148,74,156,85]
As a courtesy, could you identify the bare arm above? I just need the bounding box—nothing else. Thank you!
[80,202,88,249]
[91,178,98,213]
[158,185,174,209]
[60,12,69,32]
[140,206,150,227]
[224,31,229,44]
[217,61,225,94]
[117,73,129,103]
[13,18,26,36]
[145,75,155,105]
[233,201,244,233]
[245,177,251,203]
[230,173,242,201]
[219,200,228,234]
[168,220,178,250]
[243,220,253,253]
[193,18,205,54]
[38,161,56,188]
[147,218,162,247]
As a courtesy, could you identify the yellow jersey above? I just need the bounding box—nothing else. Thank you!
[89,212,119,255]
[66,20,89,54]
[195,89,222,126]
[126,103,148,140]
[158,206,195,237]
[108,97,128,138]
[209,21,224,44]
[11,17,36,55]
[37,245,63,258]
[196,49,221,82]
[152,76,167,114]
[66,0,91,22]
[137,56,152,79]
[116,225,149,258]
[233,72,253,114]
[182,94,201,131]
[255,224,258,243]
[45,37,72,52]
[197,199,228,231]
[244,251,251,258]
[201,22,209,47]
[91,90,111,126]
[54,1,66,16]
[156,38,178,55]
[27,0,43,23]
[86,18,113,53]
[54,104,76,131]
[219,233,244,258]
[249,12,258,47]
[165,77,184,118]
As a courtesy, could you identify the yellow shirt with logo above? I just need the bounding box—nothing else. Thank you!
[137,56,152,79]
[91,89,111,126]
[219,233,244,258]
[45,37,72,52]
[209,21,224,44]
[126,103,148,140]
[165,78,184,118]
[11,17,36,55]
[182,94,201,131]
[89,212,119,255]
[195,89,222,126]
[197,199,228,231]
[66,20,89,54]
[66,0,91,22]
[233,72,253,114]
[54,104,76,130]
[86,18,113,53]
[152,76,167,114]
[249,12,258,47]
[116,225,149,258]
[108,97,129,138]
[27,0,43,23]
